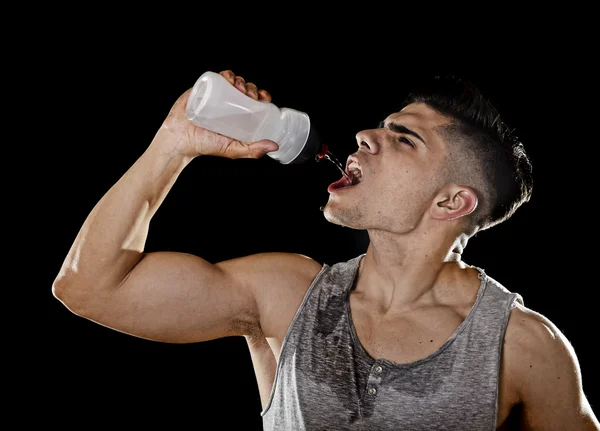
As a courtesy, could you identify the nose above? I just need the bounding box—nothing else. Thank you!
[355,129,379,154]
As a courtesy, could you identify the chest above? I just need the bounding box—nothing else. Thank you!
[348,294,470,364]
[347,295,519,427]
[259,277,521,428]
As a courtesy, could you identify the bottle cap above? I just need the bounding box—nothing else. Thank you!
[289,124,321,164]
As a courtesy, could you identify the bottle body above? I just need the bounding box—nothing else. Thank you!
[185,71,319,164]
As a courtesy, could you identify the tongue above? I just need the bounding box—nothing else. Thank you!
[328,175,353,192]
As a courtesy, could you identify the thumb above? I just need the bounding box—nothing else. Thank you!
[246,140,279,159]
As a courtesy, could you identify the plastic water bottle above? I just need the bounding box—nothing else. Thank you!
[185,71,322,165]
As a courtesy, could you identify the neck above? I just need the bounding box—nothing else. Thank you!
[357,229,471,314]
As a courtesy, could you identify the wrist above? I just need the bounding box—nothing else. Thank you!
[149,124,199,164]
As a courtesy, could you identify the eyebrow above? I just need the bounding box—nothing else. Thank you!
[378,121,427,146]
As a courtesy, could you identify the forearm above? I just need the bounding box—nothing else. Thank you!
[54,128,195,297]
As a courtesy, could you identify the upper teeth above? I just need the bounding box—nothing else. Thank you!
[348,161,361,172]
[347,161,362,185]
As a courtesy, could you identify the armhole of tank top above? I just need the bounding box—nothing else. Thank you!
[491,292,522,425]
[260,263,329,417]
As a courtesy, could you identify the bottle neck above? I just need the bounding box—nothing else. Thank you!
[268,107,311,164]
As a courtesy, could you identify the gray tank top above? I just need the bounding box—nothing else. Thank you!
[261,253,524,430]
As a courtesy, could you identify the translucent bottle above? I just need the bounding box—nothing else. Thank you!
[186,71,321,165]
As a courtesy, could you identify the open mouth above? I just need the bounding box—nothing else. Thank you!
[327,158,363,193]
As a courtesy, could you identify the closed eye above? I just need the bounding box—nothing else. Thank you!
[378,120,427,148]
[398,136,415,147]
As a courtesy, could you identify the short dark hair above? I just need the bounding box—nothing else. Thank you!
[402,75,533,232]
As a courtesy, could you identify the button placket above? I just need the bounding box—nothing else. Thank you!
[366,362,384,398]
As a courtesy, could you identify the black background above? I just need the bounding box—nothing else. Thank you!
[44,17,597,430]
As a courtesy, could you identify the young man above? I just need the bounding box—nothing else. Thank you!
[53,70,599,430]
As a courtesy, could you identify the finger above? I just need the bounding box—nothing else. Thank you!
[245,82,259,100]
[234,76,247,94]
[258,89,272,102]
[219,70,235,85]
[246,140,279,159]
[221,139,276,160]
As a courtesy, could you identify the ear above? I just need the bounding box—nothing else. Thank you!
[430,184,478,221]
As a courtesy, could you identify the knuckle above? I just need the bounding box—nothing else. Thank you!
[219,70,235,83]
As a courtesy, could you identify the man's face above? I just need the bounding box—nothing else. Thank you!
[323,103,451,234]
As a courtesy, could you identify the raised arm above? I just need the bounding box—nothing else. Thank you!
[52,71,321,343]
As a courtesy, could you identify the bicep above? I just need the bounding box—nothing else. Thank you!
[511,308,599,430]
[80,251,258,343]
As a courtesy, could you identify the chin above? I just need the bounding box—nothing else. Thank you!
[322,203,365,229]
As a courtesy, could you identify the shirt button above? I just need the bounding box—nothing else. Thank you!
[367,387,377,395]
[374,365,383,374]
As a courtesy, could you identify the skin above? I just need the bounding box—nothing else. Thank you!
[53,70,599,430]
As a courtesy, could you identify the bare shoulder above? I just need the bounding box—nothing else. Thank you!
[216,252,324,338]
[504,302,572,364]
[503,302,599,429]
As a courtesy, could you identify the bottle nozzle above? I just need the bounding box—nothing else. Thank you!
[315,143,329,162]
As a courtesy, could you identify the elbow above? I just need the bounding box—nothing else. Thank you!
[52,274,71,305]
[52,273,94,317]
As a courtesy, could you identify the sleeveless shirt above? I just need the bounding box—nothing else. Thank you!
[261,253,524,430]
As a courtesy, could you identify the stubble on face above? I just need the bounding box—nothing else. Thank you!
[324,104,450,233]
[324,157,443,233]
[323,193,368,228]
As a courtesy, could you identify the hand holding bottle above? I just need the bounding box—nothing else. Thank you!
[185,70,321,165]
[159,70,279,160]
